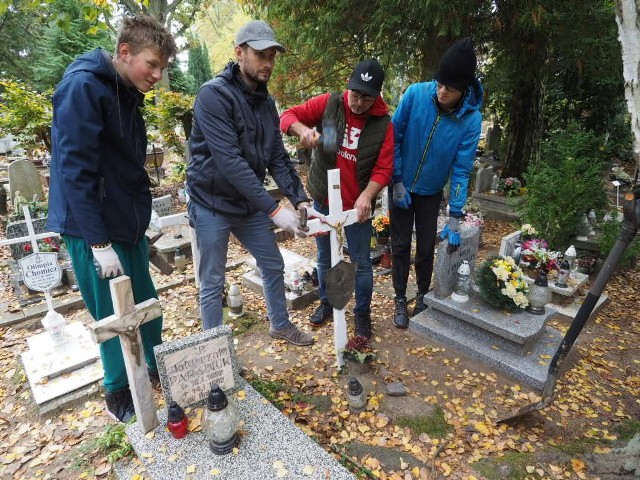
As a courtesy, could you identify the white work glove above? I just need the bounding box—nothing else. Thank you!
[270,206,308,237]
[91,244,124,279]
[297,202,327,223]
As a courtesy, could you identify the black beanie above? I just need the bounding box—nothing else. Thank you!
[434,38,477,92]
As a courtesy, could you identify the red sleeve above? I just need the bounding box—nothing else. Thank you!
[280,93,331,134]
[368,121,394,187]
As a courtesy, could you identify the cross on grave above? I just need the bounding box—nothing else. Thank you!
[87,276,162,433]
[0,206,61,311]
[305,168,359,368]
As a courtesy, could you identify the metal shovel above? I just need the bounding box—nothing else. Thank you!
[497,187,640,424]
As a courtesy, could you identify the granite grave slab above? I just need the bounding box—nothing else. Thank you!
[120,380,356,480]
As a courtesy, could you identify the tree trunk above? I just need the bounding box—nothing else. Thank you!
[502,73,545,179]
[615,0,640,172]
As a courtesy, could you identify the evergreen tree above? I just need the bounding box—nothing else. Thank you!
[187,42,212,94]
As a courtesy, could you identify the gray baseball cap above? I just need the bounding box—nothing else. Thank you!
[235,20,285,53]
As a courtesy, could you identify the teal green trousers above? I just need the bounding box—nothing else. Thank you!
[63,235,163,392]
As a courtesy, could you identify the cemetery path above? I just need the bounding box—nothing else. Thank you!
[1,219,639,479]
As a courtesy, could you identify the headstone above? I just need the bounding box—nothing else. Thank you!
[151,194,172,217]
[154,325,242,408]
[498,230,522,258]
[8,159,44,203]
[474,165,494,194]
[485,124,502,153]
[433,225,481,298]
[21,321,103,406]
[5,217,50,260]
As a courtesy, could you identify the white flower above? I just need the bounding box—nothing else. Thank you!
[492,265,510,282]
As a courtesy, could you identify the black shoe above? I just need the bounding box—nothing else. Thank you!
[105,386,136,423]
[411,293,428,316]
[309,302,333,327]
[393,297,409,329]
[354,312,372,339]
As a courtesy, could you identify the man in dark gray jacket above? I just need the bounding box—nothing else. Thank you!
[187,20,318,346]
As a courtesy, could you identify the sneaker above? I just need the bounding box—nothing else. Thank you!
[354,312,372,339]
[105,386,136,423]
[269,323,314,346]
[393,297,409,329]
[309,302,333,327]
[411,293,428,316]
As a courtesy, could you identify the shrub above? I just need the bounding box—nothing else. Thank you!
[521,124,607,249]
[143,89,194,156]
[599,218,640,268]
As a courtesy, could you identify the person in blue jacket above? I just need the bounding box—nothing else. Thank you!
[47,16,177,422]
[186,20,317,346]
[390,38,483,329]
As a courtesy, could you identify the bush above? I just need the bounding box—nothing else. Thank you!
[521,124,607,249]
[599,219,640,268]
[143,89,194,156]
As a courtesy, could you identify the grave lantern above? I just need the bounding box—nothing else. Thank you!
[289,269,302,295]
[490,174,499,193]
[226,284,244,318]
[204,384,240,455]
[451,260,471,303]
[564,245,577,272]
[527,271,552,315]
[166,401,189,439]
[41,310,66,342]
[346,377,367,413]
[555,259,570,288]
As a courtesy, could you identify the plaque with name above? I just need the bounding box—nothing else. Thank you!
[19,252,62,292]
[154,325,241,408]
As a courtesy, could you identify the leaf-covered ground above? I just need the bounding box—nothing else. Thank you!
[1,217,639,480]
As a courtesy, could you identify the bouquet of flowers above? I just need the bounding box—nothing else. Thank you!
[519,223,538,240]
[372,214,390,237]
[476,255,529,311]
[23,237,60,253]
[341,335,376,363]
[462,212,484,228]
[520,239,559,272]
[497,177,522,197]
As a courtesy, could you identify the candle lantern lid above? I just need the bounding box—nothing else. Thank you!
[207,384,228,411]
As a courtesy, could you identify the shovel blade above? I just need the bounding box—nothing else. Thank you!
[325,260,357,310]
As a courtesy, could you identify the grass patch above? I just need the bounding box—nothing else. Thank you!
[474,452,536,480]
[395,404,452,438]
[224,308,262,336]
[72,422,134,470]
[246,374,288,409]
[304,395,332,413]
[551,437,607,456]
[615,419,640,442]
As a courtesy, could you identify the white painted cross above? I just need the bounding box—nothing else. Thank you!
[305,169,359,368]
[0,206,61,311]
[87,276,162,433]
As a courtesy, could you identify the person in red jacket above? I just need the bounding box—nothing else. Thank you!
[280,59,394,339]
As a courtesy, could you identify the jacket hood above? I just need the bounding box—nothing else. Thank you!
[342,90,389,118]
[219,61,269,104]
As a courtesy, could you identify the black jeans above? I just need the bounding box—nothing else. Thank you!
[389,190,443,298]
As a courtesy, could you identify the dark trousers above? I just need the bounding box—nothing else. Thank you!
[389,190,443,298]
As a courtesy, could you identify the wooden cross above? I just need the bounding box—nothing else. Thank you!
[0,206,60,311]
[87,276,162,433]
[305,169,359,368]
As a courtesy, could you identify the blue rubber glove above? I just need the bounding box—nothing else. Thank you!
[438,217,461,252]
[392,182,412,209]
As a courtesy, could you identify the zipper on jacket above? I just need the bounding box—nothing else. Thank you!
[411,111,441,191]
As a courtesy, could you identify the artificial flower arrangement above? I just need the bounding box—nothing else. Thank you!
[462,212,484,229]
[497,177,522,197]
[23,237,60,253]
[476,255,529,311]
[372,214,390,237]
[341,335,377,364]
[520,238,559,273]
